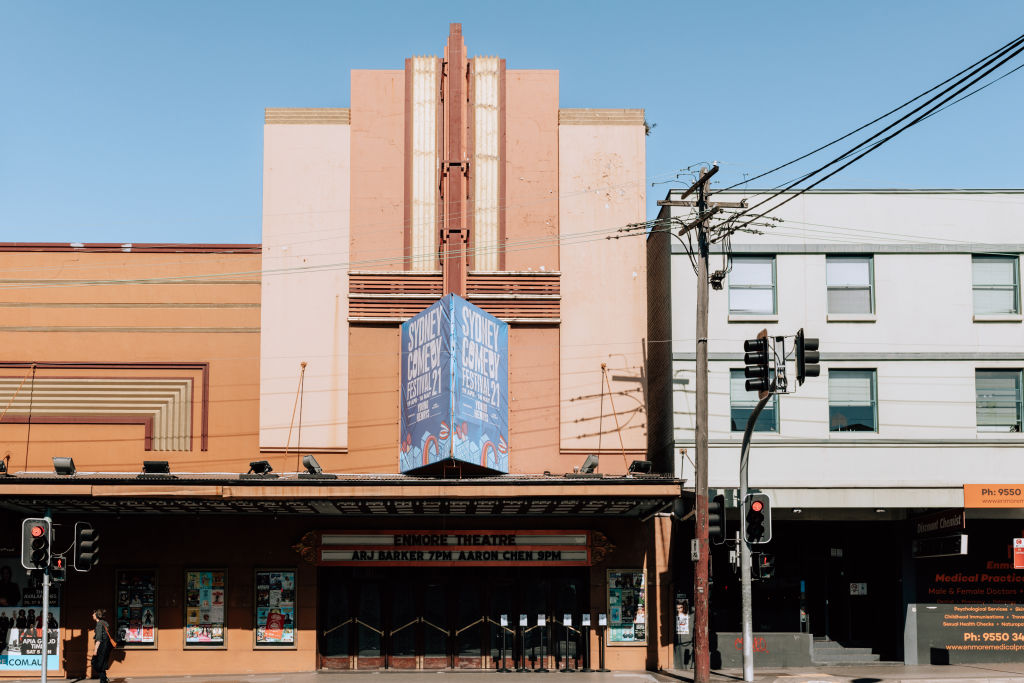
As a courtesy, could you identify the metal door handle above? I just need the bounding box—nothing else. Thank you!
[456,617,485,635]
[323,617,353,636]
[354,618,383,635]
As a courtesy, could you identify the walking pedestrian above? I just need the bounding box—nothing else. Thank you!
[91,608,118,682]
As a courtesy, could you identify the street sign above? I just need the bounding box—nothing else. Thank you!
[1014,538,1024,570]
[912,534,968,558]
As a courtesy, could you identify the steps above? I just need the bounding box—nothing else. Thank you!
[811,637,881,665]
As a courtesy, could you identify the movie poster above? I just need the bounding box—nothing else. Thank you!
[0,558,61,671]
[115,570,157,646]
[184,570,225,647]
[607,569,646,645]
[254,570,295,646]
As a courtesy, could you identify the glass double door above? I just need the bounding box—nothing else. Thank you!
[318,566,586,670]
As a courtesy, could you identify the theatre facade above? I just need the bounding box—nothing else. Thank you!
[0,25,681,678]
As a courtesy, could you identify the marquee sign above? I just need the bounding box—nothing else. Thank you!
[318,530,591,567]
[399,295,509,474]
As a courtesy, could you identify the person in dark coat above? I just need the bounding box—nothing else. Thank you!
[91,609,117,683]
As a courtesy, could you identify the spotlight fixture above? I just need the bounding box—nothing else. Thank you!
[0,459,7,475]
[299,455,336,480]
[580,454,599,474]
[240,460,278,479]
[53,457,76,476]
[138,460,174,479]
[248,461,273,475]
[627,459,653,475]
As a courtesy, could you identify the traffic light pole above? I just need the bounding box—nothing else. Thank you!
[739,392,771,683]
[41,512,51,683]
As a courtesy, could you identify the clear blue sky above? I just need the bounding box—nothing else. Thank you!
[1,1,1021,244]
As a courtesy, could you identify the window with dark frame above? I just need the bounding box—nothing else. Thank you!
[827,256,873,315]
[728,256,776,315]
[729,370,778,432]
[976,369,1023,432]
[828,369,877,432]
[972,255,1020,315]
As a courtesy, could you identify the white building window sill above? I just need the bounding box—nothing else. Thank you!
[827,313,876,323]
[828,431,880,439]
[973,314,1023,323]
[728,314,779,323]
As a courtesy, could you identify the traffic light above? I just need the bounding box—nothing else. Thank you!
[757,553,775,580]
[744,493,772,544]
[743,329,771,398]
[50,554,67,583]
[708,494,726,545]
[795,328,820,385]
[21,518,51,570]
[74,522,99,572]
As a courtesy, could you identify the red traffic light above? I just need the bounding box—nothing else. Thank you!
[30,525,46,538]
[750,500,764,513]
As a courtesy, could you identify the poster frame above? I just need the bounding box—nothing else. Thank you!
[182,568,228,650]
[605,568,647,647]
[113,568,159,649]
[252,567,298,650]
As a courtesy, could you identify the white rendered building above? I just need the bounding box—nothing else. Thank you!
[648,189,1024,664]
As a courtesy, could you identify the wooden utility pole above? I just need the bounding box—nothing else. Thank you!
[659,165,745,682]
[693,166,714,683]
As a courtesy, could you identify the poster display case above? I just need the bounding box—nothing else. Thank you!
[115,569,157,647]
[254,569,296,647]
[184,570,226,648]
[607,569,646,645]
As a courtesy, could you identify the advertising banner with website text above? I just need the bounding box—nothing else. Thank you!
[0,558,60,672]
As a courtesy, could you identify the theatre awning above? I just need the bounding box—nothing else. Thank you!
[0,472,683,518]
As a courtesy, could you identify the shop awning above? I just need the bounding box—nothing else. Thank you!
[0,472,683,518]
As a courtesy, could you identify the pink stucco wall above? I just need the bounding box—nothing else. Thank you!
[504,70,559,272]
[558,120,647,467]
[260,120,351,454]
[350,70,406,270]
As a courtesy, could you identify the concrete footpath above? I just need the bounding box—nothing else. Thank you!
[7,667,1024,683]
[665,663,1024,683]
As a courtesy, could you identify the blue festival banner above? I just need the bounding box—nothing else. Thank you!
[400,295,508,474]
[451,296,509,472]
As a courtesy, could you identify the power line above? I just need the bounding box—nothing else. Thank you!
[716,31,1024,195]
[714,33,1024,237]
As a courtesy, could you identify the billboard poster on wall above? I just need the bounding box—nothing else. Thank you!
[254,570,296,646]
[184,570,225,647]
[607,569,646,645]
[400,294,509,474]
[0,558,61,672]
[115,569,157,646]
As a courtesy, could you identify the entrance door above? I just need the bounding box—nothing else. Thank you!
[318,566,587,671]
[421,578,449,669]
[454,581,485,668]
[388,582,417,669]
[355,582,384,669]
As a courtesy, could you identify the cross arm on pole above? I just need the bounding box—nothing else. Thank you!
[657,164,720,206]
[657,200,747,208]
